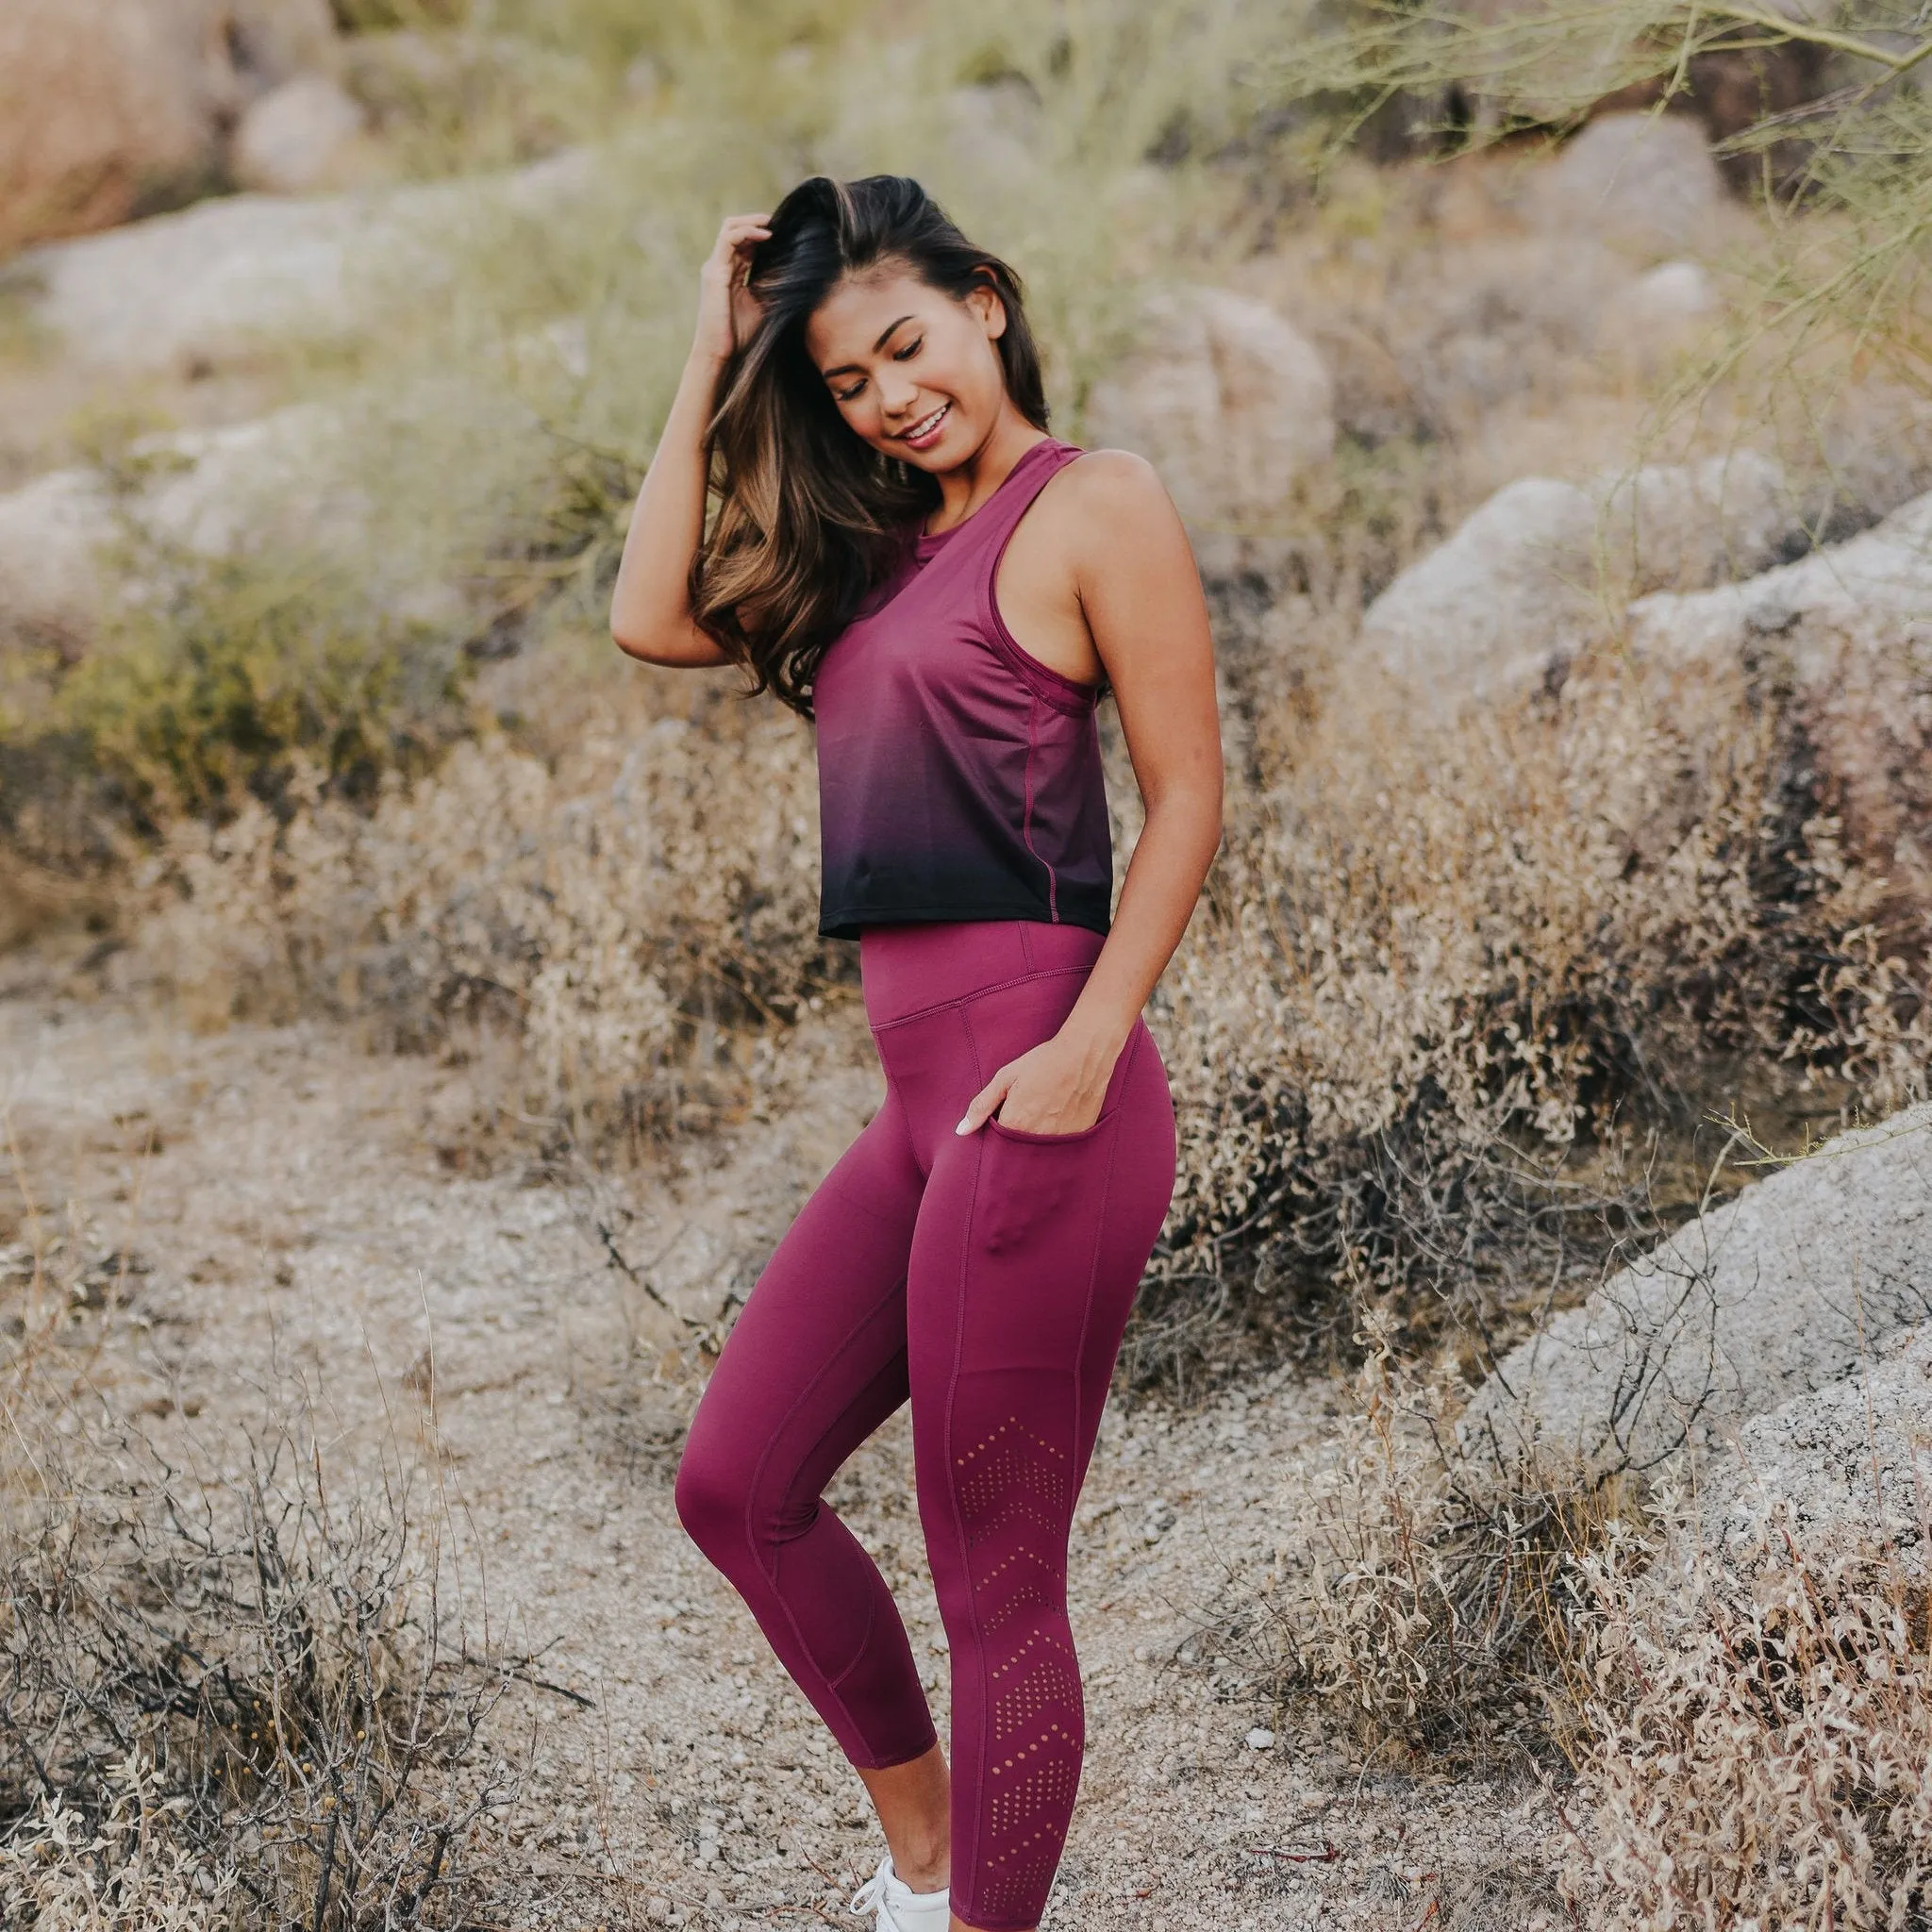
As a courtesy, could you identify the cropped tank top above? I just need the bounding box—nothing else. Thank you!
[809,436,1113,942]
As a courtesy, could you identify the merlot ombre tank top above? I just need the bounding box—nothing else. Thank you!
[810,437,1112,942]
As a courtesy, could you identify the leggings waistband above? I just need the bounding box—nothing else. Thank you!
[858,919,1108,1029]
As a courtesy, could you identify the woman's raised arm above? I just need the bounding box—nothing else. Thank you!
[609,212,770,666]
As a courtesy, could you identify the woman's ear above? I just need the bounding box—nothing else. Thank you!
[968,275,1008,339]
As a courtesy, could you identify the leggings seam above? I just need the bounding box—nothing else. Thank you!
[868,963,1094,1033]
[1072,1032,1137,1483]
[741,1274,908,1740]
[949,1006,993,1902]
[827,1584,878,1691]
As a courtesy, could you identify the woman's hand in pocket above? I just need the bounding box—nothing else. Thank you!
[956,1026,1122,1139]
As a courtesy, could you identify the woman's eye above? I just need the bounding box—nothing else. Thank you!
[893,338,923,360]
[834,381,865,403]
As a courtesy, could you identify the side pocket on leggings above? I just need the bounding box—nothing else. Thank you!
[974,1108,1122,1264]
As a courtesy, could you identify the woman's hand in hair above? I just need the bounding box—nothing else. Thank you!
[695,212,773,365]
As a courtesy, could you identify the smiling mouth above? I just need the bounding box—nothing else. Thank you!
[899,401,950,445]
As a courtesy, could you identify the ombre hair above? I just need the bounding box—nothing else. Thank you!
[692,175,1049,720]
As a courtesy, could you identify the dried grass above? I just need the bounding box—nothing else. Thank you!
[130,675,841,1149]
[0,1232,527,1928]
[1562,1507,1932,1930]
[1200,1313,1641,1770]
[1141,638,1930,1366]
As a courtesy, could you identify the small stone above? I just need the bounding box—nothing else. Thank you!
[1245,1727,1275,1750]
[706,1889,726,1909]
[647,1899,672,1924]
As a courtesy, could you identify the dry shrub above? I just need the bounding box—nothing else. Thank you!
[132,673,843,1145]
[0,1754,238,1932]
[1143,640,1930,1359]
[0,1310,524,1929]
[1564,1512,1932,1930]
[1206,1317,1640,1767]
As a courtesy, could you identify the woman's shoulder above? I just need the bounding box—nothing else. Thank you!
[1027,445,1183,557]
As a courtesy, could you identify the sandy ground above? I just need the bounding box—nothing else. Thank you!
[0,961,1563,1931]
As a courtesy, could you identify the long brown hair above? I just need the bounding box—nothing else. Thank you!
[692,175,1050,720]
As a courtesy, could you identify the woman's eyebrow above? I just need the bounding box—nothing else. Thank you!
[821,314,917,379]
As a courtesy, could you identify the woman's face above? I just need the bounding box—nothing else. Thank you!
[802,264,1008,471]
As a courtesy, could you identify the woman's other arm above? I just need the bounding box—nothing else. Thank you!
[958,451,1224,1135]
[609,212,769,666]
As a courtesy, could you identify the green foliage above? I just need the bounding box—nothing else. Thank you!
[52,551,473,831]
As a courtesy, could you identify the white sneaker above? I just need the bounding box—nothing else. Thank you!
[846,1850,951,1929]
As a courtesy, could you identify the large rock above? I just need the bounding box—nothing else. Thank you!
[1533,111,1728,257]
[0,468,113,656]
[232,75,366,195]
[1359,451,1794,693]
[2,148,592,377]
[0,406,343,651]
[1692,1320,1932,1572]
[1629,487,1932,675]
[1630,486,1932,910]
[0,0,340,252]
[1462,1104,1932,1474]
[1083,288,1335,557]
[0,358,572,655]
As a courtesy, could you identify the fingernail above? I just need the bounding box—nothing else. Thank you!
[955,1117,972,1135]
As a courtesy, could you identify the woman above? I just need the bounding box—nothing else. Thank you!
[609,175,1222,1932]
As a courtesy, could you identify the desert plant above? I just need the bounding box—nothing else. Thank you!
[1198,1312,1646,1767]
[1138,636,1930,1370]
[0,1290,527,1930]
[1563,1508,1932,1929]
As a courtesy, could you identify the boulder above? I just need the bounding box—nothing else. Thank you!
[232,75,366,195]
[1083,288,1335,555]
[1461,1104,1932,1474]
[0,0,340,252]
[1628,488,1932,676]
[1532,111,1727,257]
[0,468,114,655]
[0,406,341,650]
[1610,258,1721,369]
[1359,451,1795,693]
[1692,1320,1932,1573]
[0,368,561,654]
[3,147,593,376]
[1628,486,1932,910]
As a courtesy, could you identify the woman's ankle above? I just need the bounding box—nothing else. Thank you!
[889,1842,950,1894]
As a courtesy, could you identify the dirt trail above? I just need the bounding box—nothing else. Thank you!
[0,968,1557,1930]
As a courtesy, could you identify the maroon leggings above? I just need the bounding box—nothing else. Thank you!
[674,919,1176,1930]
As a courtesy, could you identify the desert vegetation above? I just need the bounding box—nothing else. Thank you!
[4,1,1931,1926]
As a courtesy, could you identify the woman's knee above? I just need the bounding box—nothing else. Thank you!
[673,1434,752,1558]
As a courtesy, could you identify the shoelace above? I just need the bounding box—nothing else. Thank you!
[846,1855,895,1920]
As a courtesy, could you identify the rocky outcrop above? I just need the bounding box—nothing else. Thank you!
[0,0,341,252]
[1083,288,1335,560]
[0,406,341,650]
[1629,487,1932,674]
[1359,451,1794,693]
[0,468,113,655]
[1533,111,1729,257]
[1693,1320,1932,1571]
[0,352,575,654]
[1462,1104,1932,1475]
[3,148,592,376]
[1631,487,1932,905]
[232,75,366,195]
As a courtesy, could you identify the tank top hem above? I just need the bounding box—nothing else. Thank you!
[819,897,1112,945]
